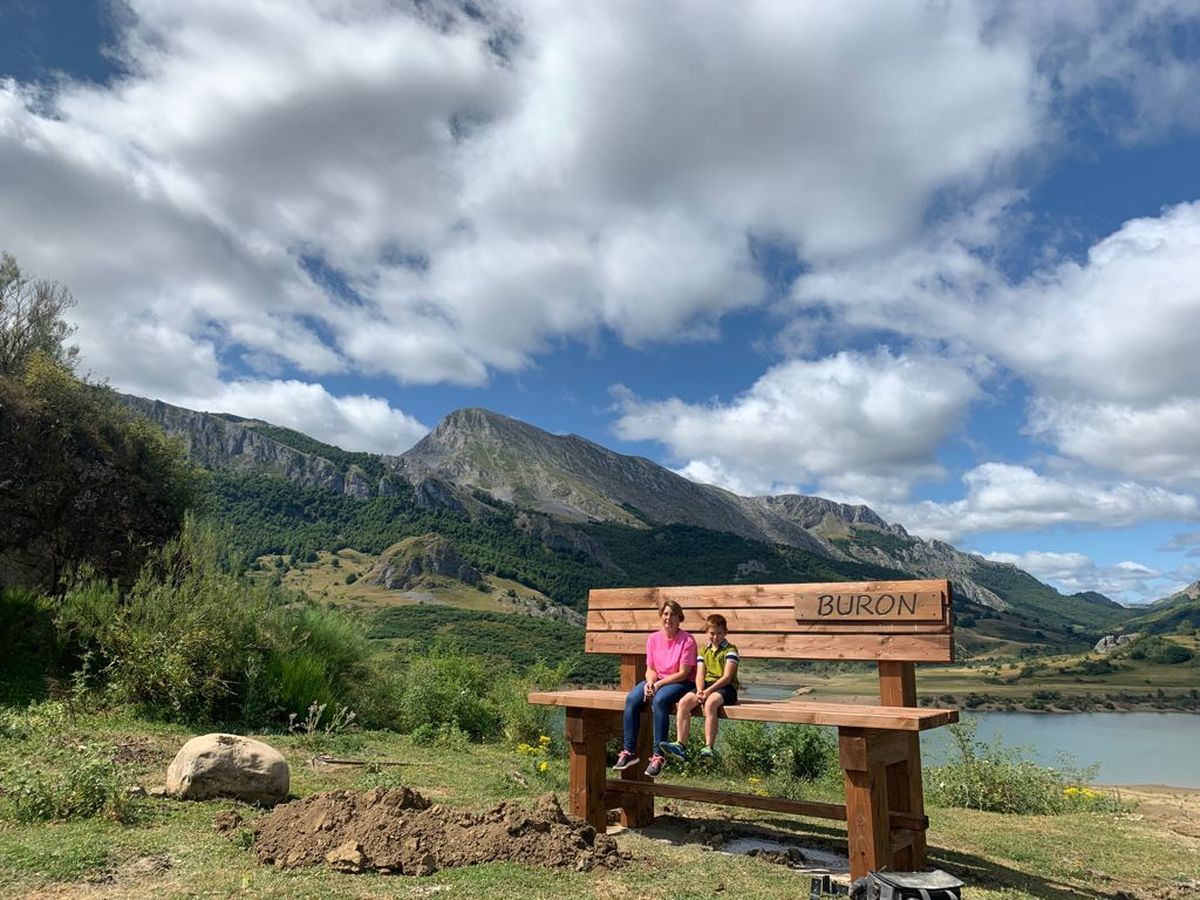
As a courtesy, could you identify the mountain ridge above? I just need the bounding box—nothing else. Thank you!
[122,395,1132,631]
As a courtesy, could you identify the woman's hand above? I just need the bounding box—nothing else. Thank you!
[644,680,656,699]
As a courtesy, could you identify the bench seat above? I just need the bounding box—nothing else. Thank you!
[528,689,957,731]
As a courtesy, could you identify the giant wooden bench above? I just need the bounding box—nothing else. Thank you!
[528,580,958,879]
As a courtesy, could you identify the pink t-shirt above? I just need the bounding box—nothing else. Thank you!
[646,629,697,678]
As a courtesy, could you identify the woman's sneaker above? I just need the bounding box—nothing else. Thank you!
[699,745,715,763]
[659,740,688,761]
[612,751,639,771]
[644,754,666,778]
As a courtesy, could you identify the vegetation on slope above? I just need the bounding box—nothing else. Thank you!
[968,562,1131,631]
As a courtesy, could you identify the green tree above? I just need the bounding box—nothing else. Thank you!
[0,252,79,375]
[0,355,194,590]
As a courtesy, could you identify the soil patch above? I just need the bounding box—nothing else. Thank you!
[254,787,626,875]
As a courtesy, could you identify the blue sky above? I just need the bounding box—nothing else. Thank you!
[2,1,1199,604]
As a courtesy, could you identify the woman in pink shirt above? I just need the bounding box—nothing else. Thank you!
[612,599,697,778]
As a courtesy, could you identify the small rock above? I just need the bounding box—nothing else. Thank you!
[326,841,366,873]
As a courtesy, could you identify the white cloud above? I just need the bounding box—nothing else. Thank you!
[166,379,428,455]
[980,549,1175,605]
[886,463,1200,542]
[997,201,1200,403]
[614,349,980,498]
[0,0,1048,401]
[1027,396,1200,484]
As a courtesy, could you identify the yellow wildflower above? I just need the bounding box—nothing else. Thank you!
[538,761,549,773]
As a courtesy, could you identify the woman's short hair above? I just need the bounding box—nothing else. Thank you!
[658,598,685,621]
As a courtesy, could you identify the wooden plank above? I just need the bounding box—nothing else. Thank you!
[588,580,949,611]
[566,710,608,830]
[843,749,891,879]
[794,589,944,623]
[605,780,928,832]
[527,691,959,731]
[619,654,644,692]
[878,661,918,707]
[585,630,954,662]
[587,608,950,634]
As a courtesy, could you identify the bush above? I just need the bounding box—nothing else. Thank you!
[1,746,133,823]
[723,722,775,775]
[927,720,1125,815]
[720,722,835,781]
[56,518,399,728]
[398,648,501,741]
[771,725,836,781]
[492,661,571,745]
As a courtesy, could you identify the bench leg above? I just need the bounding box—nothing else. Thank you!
[565,708,608,831]
[840,731,891,881]
[886,734,927,871]
[618,706,655,827]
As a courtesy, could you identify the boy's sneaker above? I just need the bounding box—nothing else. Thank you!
[644,754,666,778]
[659,740,688,761]
[699,745,715,763]
[612,751,639,772]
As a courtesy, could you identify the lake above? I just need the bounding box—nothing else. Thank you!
[742,683,1200,788]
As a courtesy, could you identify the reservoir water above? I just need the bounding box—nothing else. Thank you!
[742,684,1200,788]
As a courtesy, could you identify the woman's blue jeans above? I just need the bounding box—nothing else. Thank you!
[622,680,690,753]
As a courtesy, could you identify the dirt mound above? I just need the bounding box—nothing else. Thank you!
[254,787,625,875]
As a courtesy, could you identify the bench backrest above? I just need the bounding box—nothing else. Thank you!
[586,579,954,704]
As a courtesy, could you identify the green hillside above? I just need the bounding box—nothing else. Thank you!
[197,473,914,611]
[968,563,1131,631]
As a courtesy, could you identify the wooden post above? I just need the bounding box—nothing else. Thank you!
[617,653,654,827]
[840,728,891,881]
[565,708,607,831]
[878,661,928,870]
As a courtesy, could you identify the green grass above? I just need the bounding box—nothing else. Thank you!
[0,703,1196,899]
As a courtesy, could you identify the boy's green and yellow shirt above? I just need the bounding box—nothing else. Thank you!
[698,639,740,689]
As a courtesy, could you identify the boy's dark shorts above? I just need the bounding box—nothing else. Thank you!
[706,685,738,706]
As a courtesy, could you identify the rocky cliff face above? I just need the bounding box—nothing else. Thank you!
[396,408,839,558]
[120,395,391,498]
[752,492,1007,608]
[367,534,481,590]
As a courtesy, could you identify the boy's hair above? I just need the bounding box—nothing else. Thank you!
[705,613,728,630]
[659,598,685,621]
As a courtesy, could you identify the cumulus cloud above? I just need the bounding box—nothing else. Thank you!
[980,549,1175,605]
[0,0,1049,402]
[794,192,1200,487]
[165,379,429,455]
[613,349,980,498]
[883,463,1200,542]
[1027,396,1200,484]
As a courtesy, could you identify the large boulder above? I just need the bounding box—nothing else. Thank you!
[166,733,289,804]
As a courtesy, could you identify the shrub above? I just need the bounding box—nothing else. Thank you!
[56,519,397,728]
[723,722,775,776]
[771,725,836,781]
[409,722,470,750]
[492,660,571,745]
[398,649,501,741]
[1,746,133,823]
[927,720,1126,815]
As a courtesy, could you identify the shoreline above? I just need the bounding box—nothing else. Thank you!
[741,682,1200,715]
